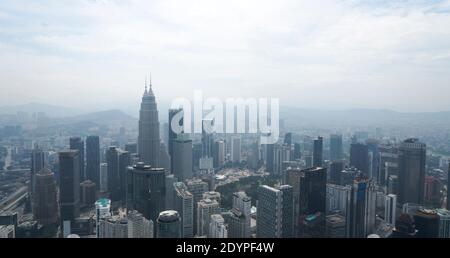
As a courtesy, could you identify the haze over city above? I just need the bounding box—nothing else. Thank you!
[1,0,450,112]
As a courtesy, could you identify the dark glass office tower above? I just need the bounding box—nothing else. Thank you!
[298,167,327,237]
[58,150,80,223]
[329,134,343,161]
[266,143,275,174]
[350,143,369,176]
[138,78,160,167]
[118,150,130,202]
[127,163,166,222]
[106,146,119,201]
[30,148,45,206]
[293,143,301,160]
[86,136,100,187]
[70,137,85,181]
[299,167,327,215]
[398,138,426,205]
[329,160,344,185]
[284,132,292,146]
[313,137,323,167]
[413,209,439,238]
[33,167,58,226]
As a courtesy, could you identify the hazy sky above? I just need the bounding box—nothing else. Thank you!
[1,0,450,112]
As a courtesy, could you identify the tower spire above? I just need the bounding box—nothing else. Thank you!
[149,72,152,90]
[145,76,148,93]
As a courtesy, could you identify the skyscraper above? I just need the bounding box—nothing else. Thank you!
[86,136,100,187]
[95,198,111,238]
[326,184,351,217]
[350,142,369,176]
[329,160,344,185]
[33,167,58,225]
[80,180,96,207]
[231,136,241,163]
[59,150,80,223]
[70,137,85,181]
[156,210,181,238]
[256,185,293,238]
[201,119,214,158]
[186,178,209,236]
[138,78,160,167]
[283,132,292,145]
[413,209,439,238]
[366,139,380,181]
[127,210,154,238]
[126,163,166,222]
[100,163,108,193]
[209,214,228,238]
[346,176,376,238]
[169,108,183,170]
[299,167,327,216]
[293,143,301,160]
[197,198,220,237]
[385,194,397,227]
[174,182,194,238]
[230,192,251,238]
[298,167,327,237]
[30,148,45,210]
[279,185,294,238]
[98,215,128,238]
[106,146,120,201]
[398,138,426,205]
[330,134,343,161]
[265,144,275,175]
[118,150,130,201]
[313,137,323,167]
[213,140,225,168]
[378,144,398,186]
[172,137,193,181]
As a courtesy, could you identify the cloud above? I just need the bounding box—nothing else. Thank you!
[0,0,450,112]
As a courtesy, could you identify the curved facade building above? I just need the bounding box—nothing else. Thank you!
[156,210,181,238]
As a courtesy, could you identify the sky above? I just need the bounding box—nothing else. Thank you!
[0,0,450,113]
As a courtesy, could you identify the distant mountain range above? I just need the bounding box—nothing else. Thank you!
[1,102,449,129]
[58,109,137,125]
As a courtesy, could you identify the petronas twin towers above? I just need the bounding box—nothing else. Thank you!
[137,77,160,167]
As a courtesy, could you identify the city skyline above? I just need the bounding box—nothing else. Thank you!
[2,0,450,244]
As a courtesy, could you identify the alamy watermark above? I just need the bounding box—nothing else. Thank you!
[170,90,279,144]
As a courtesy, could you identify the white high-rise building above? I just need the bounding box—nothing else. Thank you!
[98,215,128,238]
[197,198,220,237]
[209,214,228,238]
[95,198,111,238]
[231,192,251,238]
[385,194,397,227]
[174,182,194,238]
[326,184,351,215]
[127,210,153,238]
